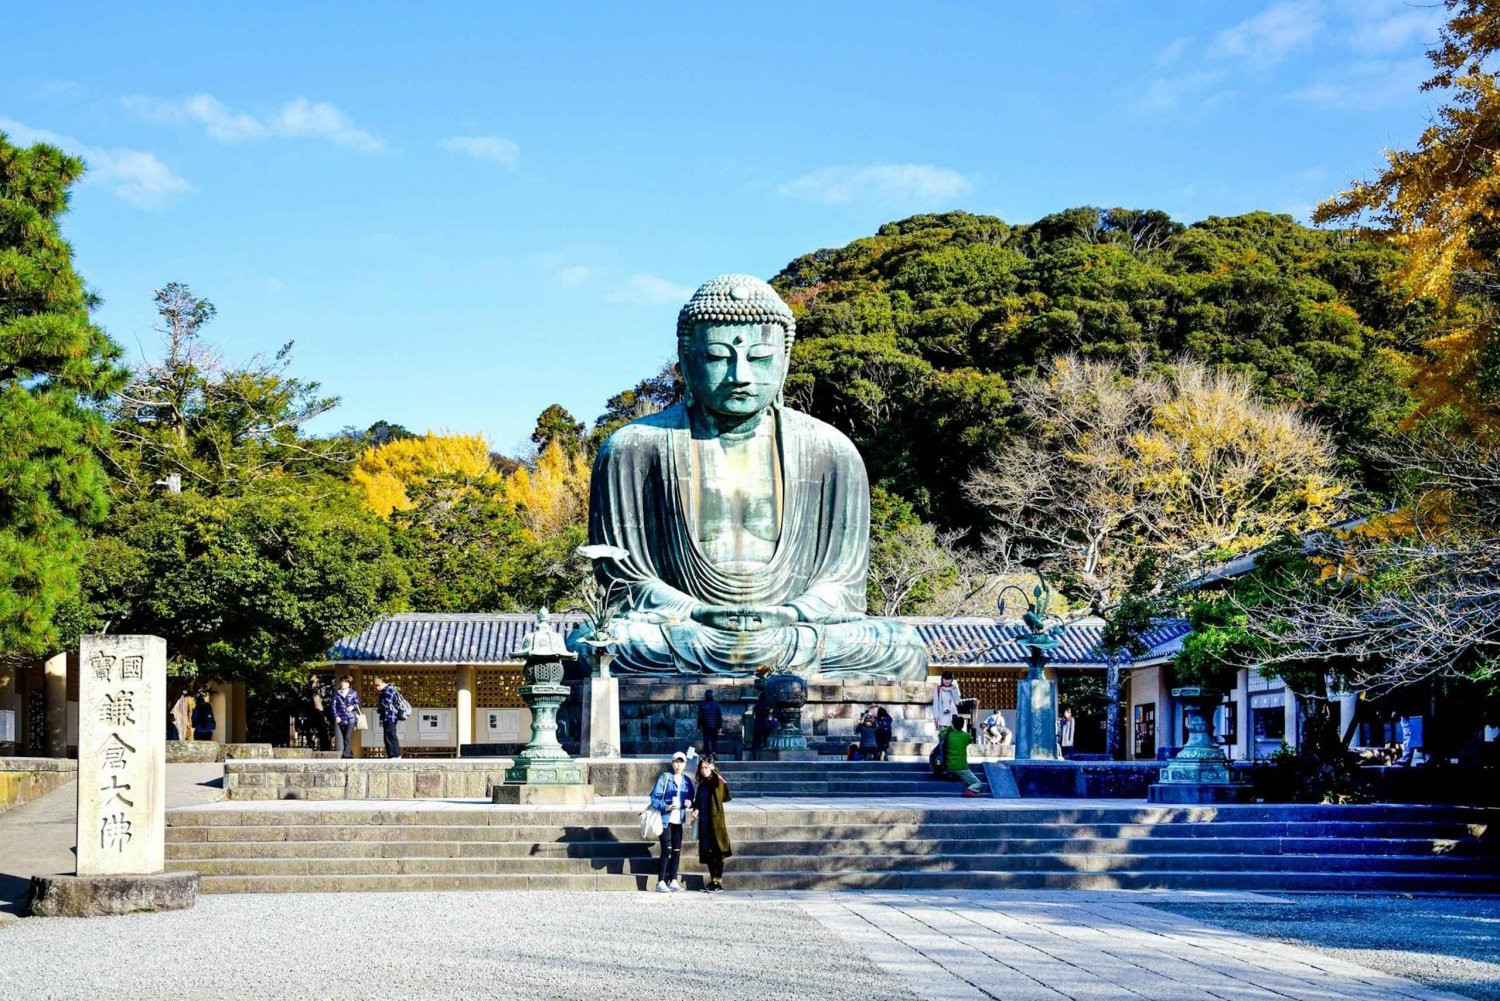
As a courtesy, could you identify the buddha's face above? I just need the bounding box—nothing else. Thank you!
[682,322,786,420]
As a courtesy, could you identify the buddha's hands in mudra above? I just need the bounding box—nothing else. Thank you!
[691,605,799,632]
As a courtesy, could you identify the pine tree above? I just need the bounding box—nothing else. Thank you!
[0,134,125,655]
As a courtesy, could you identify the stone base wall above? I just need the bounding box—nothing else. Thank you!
[0,757,77,814]
[616,676,938,757]
[225,760,516,800]
[223,759,664,801]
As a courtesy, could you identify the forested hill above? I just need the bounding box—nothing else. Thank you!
[771,208,1436,529]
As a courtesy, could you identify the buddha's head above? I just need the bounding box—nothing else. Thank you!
[677,275,796,421]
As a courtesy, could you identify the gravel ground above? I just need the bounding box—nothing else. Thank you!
[0,891,921,1001]
[1146,895,1500,1001]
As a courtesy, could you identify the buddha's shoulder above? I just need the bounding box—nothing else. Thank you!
[596,404,685,457]
[780,407,861,459]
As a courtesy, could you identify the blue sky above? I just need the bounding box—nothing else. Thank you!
[3,1,1444,454]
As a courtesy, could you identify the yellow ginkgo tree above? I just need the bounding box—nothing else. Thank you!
[1315,0,1500,433]
[351,432,498,518]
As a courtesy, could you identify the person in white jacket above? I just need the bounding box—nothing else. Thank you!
[932,671,962,730]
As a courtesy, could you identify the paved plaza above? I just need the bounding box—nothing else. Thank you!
[1,888,1494,1001]
[2,770,1495,1000]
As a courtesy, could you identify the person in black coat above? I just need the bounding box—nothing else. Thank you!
[191,695,216,742]
[697,690,724,758]
[751,689,772,757]
[694,757,733,892]
[874,706,894,761]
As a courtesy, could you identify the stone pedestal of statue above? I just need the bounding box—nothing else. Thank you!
[29,635,199,917]
[581,674,621,759]
[1014,678,1059,761]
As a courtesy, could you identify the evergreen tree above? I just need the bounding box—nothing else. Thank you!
[0,134,126,655]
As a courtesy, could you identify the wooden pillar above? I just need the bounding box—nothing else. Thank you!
[209,688,229,745]
[43,652,68,758]
[231,682,248,742]
[456,665,475,749]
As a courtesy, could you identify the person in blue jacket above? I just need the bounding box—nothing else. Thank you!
[330,675,361,759]
[649,751,696,892]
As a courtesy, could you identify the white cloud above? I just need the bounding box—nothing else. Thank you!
[125,93,384,152]
[556,265,590,287]
[777,163,972,207]
[1213,1,1322,65]
[0,116,192,209]
[607,274,694,306]
[1156,36,1193,67]
[439,135,520,168]
[1291,57,1431,109]
[1129,71,1234,115]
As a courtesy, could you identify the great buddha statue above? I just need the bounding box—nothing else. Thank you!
[580,274,929,680]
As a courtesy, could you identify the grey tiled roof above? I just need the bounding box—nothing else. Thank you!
[906,616,1189,667]
[324,612,1190,668]
[326,613,589,665]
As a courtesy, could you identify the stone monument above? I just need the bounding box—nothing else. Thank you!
[575,544,626,758]
[573,274,929,682]
[29,635,198,917]
[492,610,593,805]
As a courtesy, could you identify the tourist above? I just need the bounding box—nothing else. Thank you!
[307,676,332,751]
[932,671,962,730]
[874,706,894,760]
[942,717,983,798]
[855,711,879,760]
[1058,707,1076,758]
[191,694,216,742]
[166,716,179,741]
[331,675,361,759]
[751,688,772,758]
[694,756,733,892]
[649,751,695,892]
[697,690,723,759]
[980,711,1010,747]
[373,676,403,760]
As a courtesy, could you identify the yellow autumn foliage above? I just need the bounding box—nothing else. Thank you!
[1131,364,1344,555]
[351,432,499,517]
[502,439,591,541]
[1315,1,1500,432]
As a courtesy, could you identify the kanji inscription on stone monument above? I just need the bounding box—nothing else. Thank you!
[77,635,166,875]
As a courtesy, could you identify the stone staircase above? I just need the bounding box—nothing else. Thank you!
[165,801,1499,894]
[714,760,990,797]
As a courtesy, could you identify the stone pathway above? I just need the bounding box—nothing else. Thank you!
[792,891,1473,1001]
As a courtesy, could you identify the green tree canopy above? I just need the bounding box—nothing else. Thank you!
[0,134,126,655]
[773,208,1438,525]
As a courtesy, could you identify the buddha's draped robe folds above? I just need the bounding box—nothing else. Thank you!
[578,402,928,679]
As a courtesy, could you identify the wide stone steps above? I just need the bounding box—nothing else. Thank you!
[165,801,1499,894]
[168,850,1497,877]
[690,762,992,797]
[165,835,1487,860]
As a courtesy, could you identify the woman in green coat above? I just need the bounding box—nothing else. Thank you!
[694,757,733,892]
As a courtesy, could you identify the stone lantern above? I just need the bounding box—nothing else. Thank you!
[492,609,593,805]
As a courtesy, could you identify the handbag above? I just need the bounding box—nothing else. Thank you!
[639,806,663,839]
[354,712,368,731]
